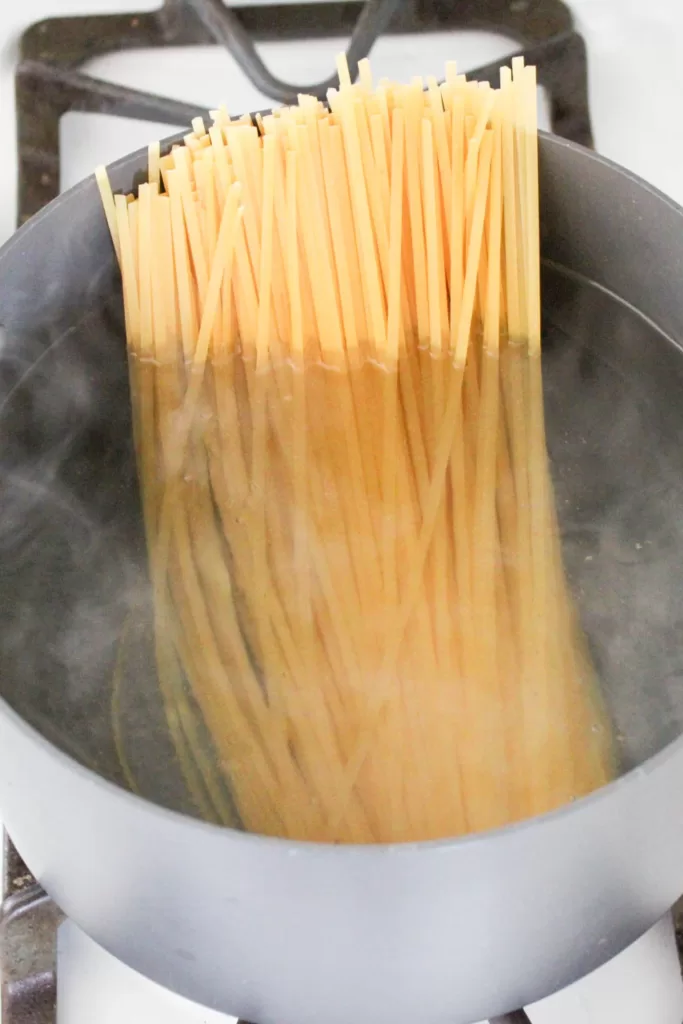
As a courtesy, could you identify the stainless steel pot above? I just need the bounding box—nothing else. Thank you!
[1,131,683,1024]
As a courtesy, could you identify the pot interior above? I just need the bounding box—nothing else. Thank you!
[1,139,683,829]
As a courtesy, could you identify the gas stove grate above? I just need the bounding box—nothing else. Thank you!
[14,0,593,224]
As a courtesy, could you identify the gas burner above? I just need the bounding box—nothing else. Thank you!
[15,0,593,225]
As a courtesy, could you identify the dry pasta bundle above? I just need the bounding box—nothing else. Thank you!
[98,55,614,842]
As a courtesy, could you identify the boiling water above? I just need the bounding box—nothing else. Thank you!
[0,263,681,836]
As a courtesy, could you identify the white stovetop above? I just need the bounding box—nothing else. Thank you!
[2,1,683,1022]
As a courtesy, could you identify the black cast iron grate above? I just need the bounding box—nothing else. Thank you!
[15,0,594,224]
[1,1,590,1021]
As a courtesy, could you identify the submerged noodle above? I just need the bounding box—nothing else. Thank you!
[98,56,614,842]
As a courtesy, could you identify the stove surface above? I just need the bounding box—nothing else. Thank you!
[2,1,683,1022]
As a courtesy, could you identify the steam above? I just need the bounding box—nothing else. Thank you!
[0,297,191,812]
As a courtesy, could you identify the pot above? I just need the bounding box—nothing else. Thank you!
[1,131,683,1024]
